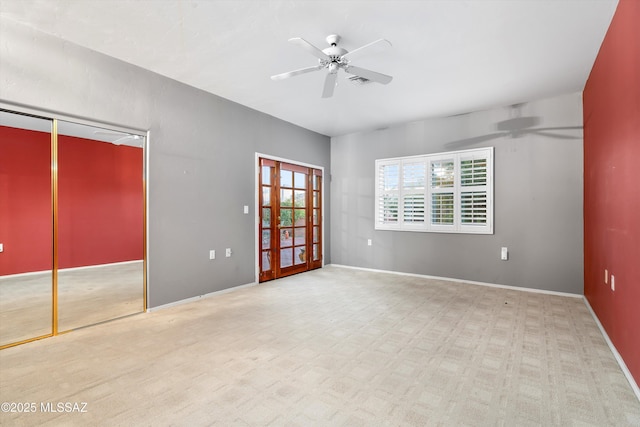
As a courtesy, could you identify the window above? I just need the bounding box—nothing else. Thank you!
[375,147,493,234]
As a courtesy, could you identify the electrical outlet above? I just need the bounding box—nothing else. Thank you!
[611,275,615,291]
[225,248,232,257]
[243,205,249,214]
[209,250,215,260]
[367,239,372,246]
[0,243,3,253]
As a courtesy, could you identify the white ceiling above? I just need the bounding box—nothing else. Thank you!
[0,0,618,137]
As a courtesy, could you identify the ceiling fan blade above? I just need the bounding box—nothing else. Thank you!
[288,37,330,60]
[497,116,539,131]
[342,38,392,60]
[112,136,131,145]
[113,135,142,145]
[529,130,582,140]
[533,126,583,131]
[322,72,338,98]
[271,65,322,80]
[94,130,127,137]
[445,133,505,149]
[345,65,393,84]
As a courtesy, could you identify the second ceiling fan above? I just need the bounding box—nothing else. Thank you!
[271,34,393,98]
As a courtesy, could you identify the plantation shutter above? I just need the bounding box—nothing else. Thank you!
[376,162,400,226]
[402,161,426,224]
[459,151,491,233]
[429,158,455,229]
[375,147,492,234]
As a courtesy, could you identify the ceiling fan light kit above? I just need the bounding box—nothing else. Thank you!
[271,34,393,98]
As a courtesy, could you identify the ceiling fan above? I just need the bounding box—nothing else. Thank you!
[271,34,393,98]
[93,130,143,146]
[445,104,583,149]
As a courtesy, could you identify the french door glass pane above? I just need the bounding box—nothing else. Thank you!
[262,166,271,185]
[281,228,293,247]
[294,209,305,226]
[262,230,271,247]
[294,228,306,245]
[281,189,293,206]
[262,208,271,226]
[294,172,306,189]
[313,244,319,261]
[294,247,306,265]
[262,250,271,271]
[280,209,292,226]
[313,226,319,243]
[294,190,306,207]
[280,248,293,268]
[280,170,292,187]
[262,187,270,206]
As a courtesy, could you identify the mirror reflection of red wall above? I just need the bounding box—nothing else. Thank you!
[0,126,52,275]
[0,125,143,276]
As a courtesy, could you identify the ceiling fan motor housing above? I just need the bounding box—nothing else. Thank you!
[322,46,348,61]
[322,34,348,62]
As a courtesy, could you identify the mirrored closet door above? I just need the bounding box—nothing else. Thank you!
[57,121,145,332]
[0,110,146,348]
[0,111,54,346]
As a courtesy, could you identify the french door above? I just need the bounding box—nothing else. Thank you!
[259,158,322,282]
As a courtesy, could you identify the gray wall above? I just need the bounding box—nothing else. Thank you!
[331,92,584,294]
[0,18,331,307]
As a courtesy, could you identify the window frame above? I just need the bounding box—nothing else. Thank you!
[375,147,493,234]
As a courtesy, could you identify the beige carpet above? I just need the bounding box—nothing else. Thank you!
[0,266,638,426]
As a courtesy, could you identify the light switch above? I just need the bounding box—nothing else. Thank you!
[243,205,249,214]
[225,248,232,257]
[209,250,215,260]
[501,247,508,261]
[611,275,615,291]
[0,243,3,253]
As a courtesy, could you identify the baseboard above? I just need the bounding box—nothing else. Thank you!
[583,297,640,403]
[59,260,143,273]
[328,263,583,298]
[0,260,144,280]
[147,281,258,312]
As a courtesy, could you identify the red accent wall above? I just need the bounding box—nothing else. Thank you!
[0,127,52,274]
[583,0,640,385]
[0,126,143,275]
[58,134,143,269]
